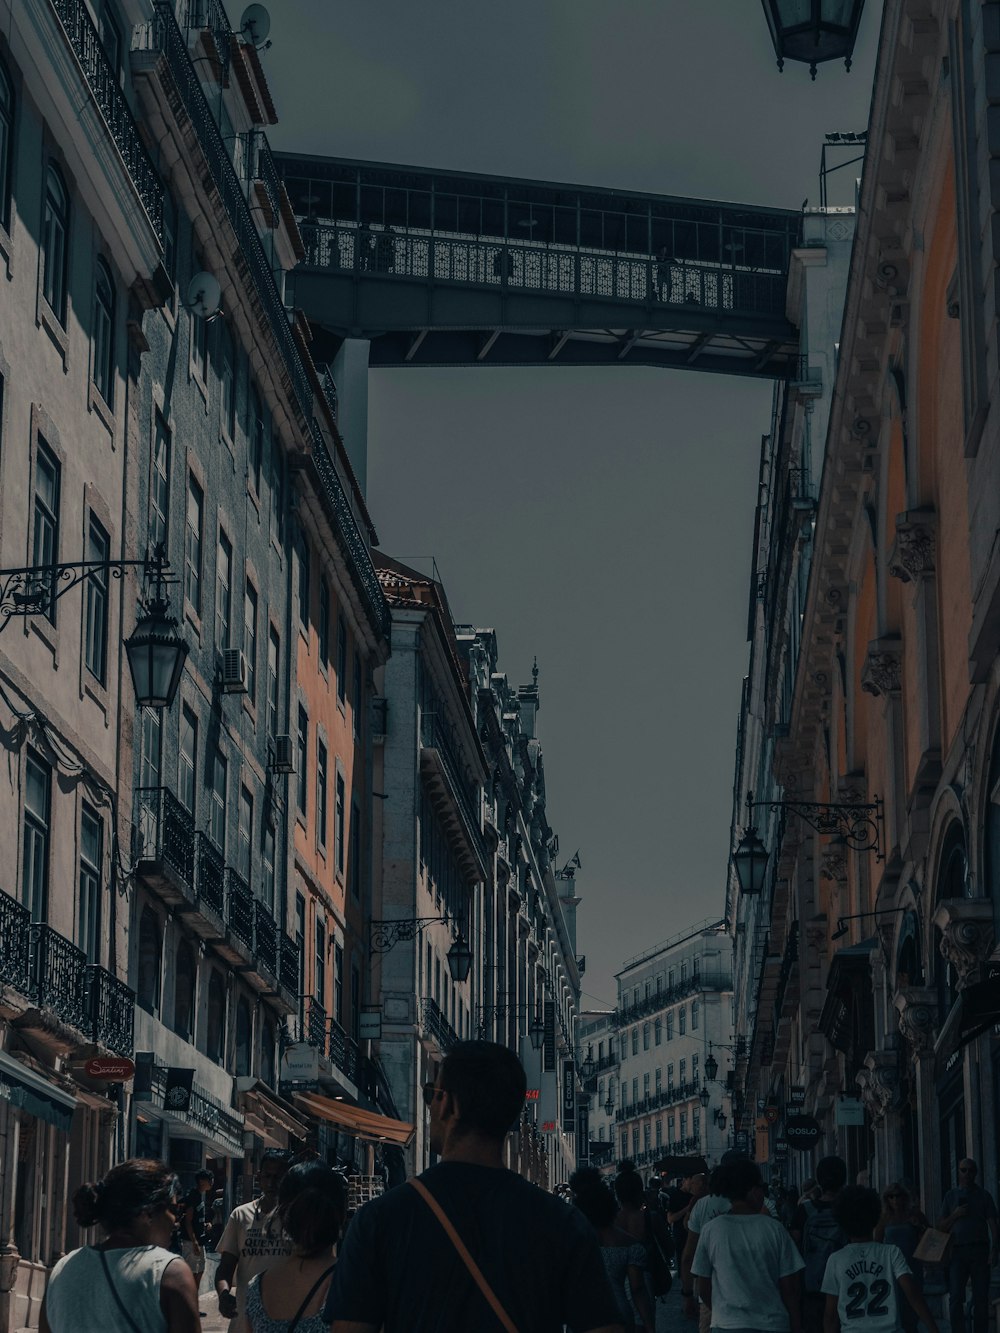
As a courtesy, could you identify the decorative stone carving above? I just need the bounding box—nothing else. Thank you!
[933,899,995,990]
[821,849,848,882]
[861,638,902,697]
[804,922,828,952]
[888,509,936,583]
[894,987,938,1059]
[857,1050,901,1125]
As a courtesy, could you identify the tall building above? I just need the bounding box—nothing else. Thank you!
[613,919,733,1170]
[578,1008,618,1174]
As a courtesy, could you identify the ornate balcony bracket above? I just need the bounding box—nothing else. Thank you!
[856,1049,901,1125]
[368,917,446,956]
[894,986,938,1060]
[861,638,902,698]
[888,509,936,583]
[753,796,884,858]
[933,899,995,990]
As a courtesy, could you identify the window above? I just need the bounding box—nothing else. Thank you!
[644,980,651,1001]
[297,532,310,630]
[185,474,203,613]
[681,960,688,984]
[619,1032,627,1061]
[598,1078,604,1104]
[215,529,232,649]
[22,750,51,920]
[262,822,275,912]
[140,707,161,789]
[314,918,326,1005]
[692,1053,699,1084]
[93,259,115,406]
[206,969,226,1060]
[667,1063,674,1089]
[668,968,675,990]
[334,942,344,1025]
[632,1076,638,1103]
[235,997,252,1077]
[267,626,280,740]
[679,1058,686,1085]
[179,705,197,812]
[666,1011,674,1041]
[335,773,345,877]
[350,800,361,900]
[655,974,662,995]
[209,747,227,850]
[137,906,161,1012]
[220,324,236,439]
[174,940,196,1039]
[353,652,363,738]
[654,1016,662,1046]
[191,302,208,380]
[691,999,699,1030]
[270,439,283,545]
[249,388,264,494]
[632,1128,639,1156]
[679,1007,686,1036]
[295,892,305,994]
[78,804,102,961]
[317,739,328,849]
[42,163,69,321]
[318,577,330,667]
[150,415,170,553]
[238,785,253,883]
[98,5,123,79]
[631,1027,638,1056]
[692,1110,700,1141]
[643,1122,651,1151]
[32,440,60,624]
[693,956,701,980]
[336,614,347,702]
[296,705,308,815]
[655,1067,662,1093]
[643,1072,650,1098]
[643,1022,650,1051]
[0,58,13,229]
[84,514,110,683]
[621,1133,628,1157]
[243,579,257,702]
[655,1118,662,1146]
[679,1111,687,1140]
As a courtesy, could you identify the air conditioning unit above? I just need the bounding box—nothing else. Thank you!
[272,734,295,774]
[221,649,249,694]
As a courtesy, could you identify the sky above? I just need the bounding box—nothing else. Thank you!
[265,0,881,1010]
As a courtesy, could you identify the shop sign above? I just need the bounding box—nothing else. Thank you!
[164,1067,193,1112]
[562,1061,576,1132]
[281,1043,319,1084]
[359,1009,382,1041]
[787,1086,806,1108]
[526,1088,540,1101]
[735,1130,749,1150]
[784,1114,821,1148]
[764,1103,780,1124]
[836,1096,865,1126]
[84,1057,135,1082]
[774,1137,789,1157]
[541,1119,557,1132]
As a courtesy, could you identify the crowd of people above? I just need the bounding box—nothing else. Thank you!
[35,1041,1000,1333]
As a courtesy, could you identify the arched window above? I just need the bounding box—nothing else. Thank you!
[0,58,13,230]
[935,822,968,1017]
[206,969,226,1061]
[234,996,252,1077]
[93,258,115,406]
[260,1017,276,1088]
[220,324,236,439]
[173,940,196,1040]
[42,162,69,322]
[137,905,161,1013]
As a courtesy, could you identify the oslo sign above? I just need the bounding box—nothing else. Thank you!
[784,1114,821,1149]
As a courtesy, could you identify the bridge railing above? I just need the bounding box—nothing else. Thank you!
[296,222,787,318]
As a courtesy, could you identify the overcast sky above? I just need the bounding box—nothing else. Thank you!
[266,1,880,1008]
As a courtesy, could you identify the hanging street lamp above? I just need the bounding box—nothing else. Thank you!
[760,0,868,78]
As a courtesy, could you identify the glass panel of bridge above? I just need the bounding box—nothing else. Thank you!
[331,182,355,222]
[408,189,431,231]
[361,184,384,226]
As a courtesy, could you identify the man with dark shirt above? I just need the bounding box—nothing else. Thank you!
[325,1041,624,1333]
[938,1158,999,1333]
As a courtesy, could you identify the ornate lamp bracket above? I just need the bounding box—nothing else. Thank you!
[932,899,995,990]
[368,917,446,956]
[751,795,884,860]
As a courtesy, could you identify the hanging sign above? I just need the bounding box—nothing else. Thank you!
[836,1096,865,1126]
[787,1086,806,1109]
[764,1103,780,1125]
[84,1057,135,1082]
[359,1009,382,1041]
[784,1113,821,1148]
[164,1067,194,1112]
[562,1061,576,1132]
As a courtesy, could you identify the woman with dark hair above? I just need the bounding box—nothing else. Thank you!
[570,1167,655,1332]
[616,1163,673,1316]
[246,1161,347,1332]
[39,1159,199,1333]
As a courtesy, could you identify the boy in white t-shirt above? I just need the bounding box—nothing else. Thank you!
[821,1186,939,1333]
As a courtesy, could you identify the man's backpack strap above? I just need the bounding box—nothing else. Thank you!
[407,1178,518,1333]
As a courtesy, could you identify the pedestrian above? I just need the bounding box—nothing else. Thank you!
[216,1148,293,1332]
[614,1163,674,1309]
[874,1181,928,1333]
[681,1165,735,1330]
[821,1185,939,1333]
[245,1161,345,1332]
[665,1174,694,1263]
[936,1158,999,1333]
[179,1167,213,1305]
[690,1158,804,1333]
[39,1158,199,1333]
[573,1166,656,1333]
[791,1154,847,1333]
[324,1040,625,1331]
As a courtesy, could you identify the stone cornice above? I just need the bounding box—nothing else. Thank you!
[932,899,995,989]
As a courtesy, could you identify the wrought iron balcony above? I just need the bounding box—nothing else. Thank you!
[194,831,226,920]
[613,971,731,1027]
[85,964,135,1057]
[319,365,339,421]
[150,1062,244,1153]
[225,868,254,952]
[254,901,278,978]
[419,996,459,1054]
[28,923,90,1033]
[279,933,300,998]
[305,996,328,1051]
[328,1018,360,1084]
[134,786,195,899]
[0,888,31,994]
[419,714,487,868]
[51,0,164,241]
[616,1080,700,1122]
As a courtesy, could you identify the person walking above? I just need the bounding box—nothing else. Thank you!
[179,1168,213,1307]
[216,1149,293,1332]
[874,1182,928,1333]
[791,1155,847,1333]
[937,1158,999,1333]
[821,1186,939,1333]
[572,1167,656,1333]
[324,1040,626,1332]
[245,1162,345,1333]
[39,1158,199,1333]
[690,1158,804,1333]
[614,1164,673,1318]
[681,1165,736,1330]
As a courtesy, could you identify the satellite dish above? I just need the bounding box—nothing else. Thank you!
[240,3,271,46]
[185,272,221,320]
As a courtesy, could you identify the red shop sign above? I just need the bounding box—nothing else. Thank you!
[84,1057,136,1082]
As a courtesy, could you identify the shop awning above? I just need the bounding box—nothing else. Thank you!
[237,1078,311,1144]
[0,1050,77,1133]
[295,1092,415,1147]
[819,939,876,1055]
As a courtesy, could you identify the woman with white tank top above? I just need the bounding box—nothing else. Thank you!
[40,1158,200,1333]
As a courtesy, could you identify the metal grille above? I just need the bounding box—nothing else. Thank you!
[328,1018,360,1083]
[305,996,327,1051]
[135,787,196,892]
[0,888,31,993]
[86,964,135,1056]
[195,832,225,916]
[279,934,299,995]
[419,996,458,1053]
[254,901,277,977]
[28,924,90,1032]
[226,868,254,949]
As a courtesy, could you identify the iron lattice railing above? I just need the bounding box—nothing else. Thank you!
[28,923,91,1033]
[135,787,195,892]
[0,888,31,993]
[280,934,299,996]
[255,901,278,977]
[616,1080,701,1123]
[195,832,225,917]
[226,868,254,950]
[50,0,163,240]
[328,1018,360,1084]
[420,713,486,865]
[86,963,135,1056]
[613,971,730,1028]
[419,996,459,1053]
[305,996,328,1051]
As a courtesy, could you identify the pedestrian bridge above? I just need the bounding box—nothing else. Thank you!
[275,155,803,379]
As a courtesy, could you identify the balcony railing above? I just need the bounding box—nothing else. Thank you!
[52,0,164,240]
[280,934,299,996]
[28,924,91,1033]
[135,786,195,893]
[616,1080,701,1122]
[195,832,226,918]
[226,868,254,951]
[0,888,31,993]
[255,900,277,977]
[319,364,339,421]
[305,997,327,1051]
[613,971,731,1027]
[85,964,135,1056]
[420,714,486,865]
[328,1018,360,1084]
[419,996,459,1053]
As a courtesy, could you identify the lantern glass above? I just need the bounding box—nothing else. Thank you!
[699,1085,710,1108]
[732,827,769,896]
[762,0,867,73]
[125,599,188,709]
[529,1011,545,1051]
[446,932,472,984]
[704,1052,719,1083]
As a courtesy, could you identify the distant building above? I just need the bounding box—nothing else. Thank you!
[579,1009,619,1174]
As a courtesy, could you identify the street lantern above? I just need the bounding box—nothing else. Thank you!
[699,1085,711,1109]
[580,1044,596,1081]
[125,594,188,709]
[715,1110,727,1130]
[528,1007,546,1051]
[732,826,769,896]
[761,0,868,78]
[446,932,472,983]
[604,1083,615,1118]
[704,1049,719,1083]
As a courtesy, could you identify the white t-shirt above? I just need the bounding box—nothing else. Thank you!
[821,1241,911,1333]
[691,1212,805,1331]
[689,1194,732,1235]
[218,1199,291,1331]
